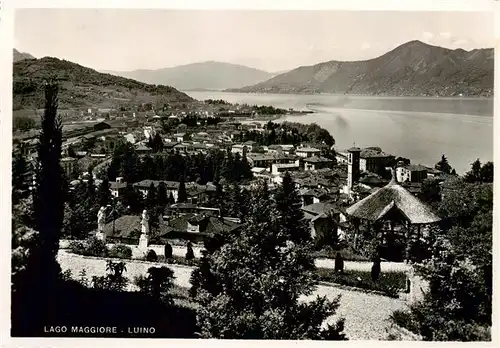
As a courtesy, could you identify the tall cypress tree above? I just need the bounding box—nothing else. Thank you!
[177,177,187,203]
[13,81,64,335]
[97,178,112,207]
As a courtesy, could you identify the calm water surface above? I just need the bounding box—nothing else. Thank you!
[186,91,493,174]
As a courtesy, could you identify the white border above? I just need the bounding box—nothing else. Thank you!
[1,1,498,348]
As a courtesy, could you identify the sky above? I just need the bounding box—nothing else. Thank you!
[14,9,494,73]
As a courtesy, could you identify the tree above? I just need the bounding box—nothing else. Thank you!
[12,152,30,203]
[480,162,493,183]
[151,133,164,153]
[12,81,65,334]
[435,155,452,174]
[185,242,194,260]
[392,182,493,341]
[164,242,173,259]
[177,177,187,203]
[97,178,112,207]
[334,253,344,273]
[190,179,346,339]
[157,182,168,208]
[145,182,157,209]
[134,266,175,305]
[465,159,482,183]
[371,256,381,282]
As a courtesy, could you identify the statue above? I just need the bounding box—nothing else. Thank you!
[97,206,107,232]
[141,209,149,235]
[139,209,150,250]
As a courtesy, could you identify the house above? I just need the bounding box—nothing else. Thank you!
[174,133,189,142]
[61,157,78,177]
[303,156,334,171]
[110,177,127,197]
[280,144,295,156]
[265,144,283,154]
[336,152,348,165]
[300,187,330,206]
[133,180,180,201]
[296,147,322,158]
[156,214,242,243]
[271,163,300,176]
[99,215,143,244]
[301,202,341,240]
[124,133,136,144]
[396,164,428,183]
[231,144,250,155]
[246,153,275,169]
[135,143,152,154]
[359,147,394,173]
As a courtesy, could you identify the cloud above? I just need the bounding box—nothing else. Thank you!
[422,31,434,42]
[439,32,452,40]
[360,42,371,50]
[451,38,469,47]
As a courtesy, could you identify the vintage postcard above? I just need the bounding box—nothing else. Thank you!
[3,0,497,346]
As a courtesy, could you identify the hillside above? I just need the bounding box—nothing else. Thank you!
[13,49,35,62]
[13,57,194,111]
[227,41,494,97]
[104,61,273,91]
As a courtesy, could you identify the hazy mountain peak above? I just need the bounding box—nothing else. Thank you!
[104,61,273,90]
[13,48,35,62]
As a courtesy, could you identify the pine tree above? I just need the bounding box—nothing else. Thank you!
[97,178,112,207]
[157,181,168,208]
[177,177,187,203]
[190,179,345,339]
[13,81,65,334]
[435,155,452,174]
[146,182,157,209]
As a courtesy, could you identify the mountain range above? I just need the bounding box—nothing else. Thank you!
[13,56,193,111]
[103,61,275,91]
[13,48,35,62]
[226,41,494,97]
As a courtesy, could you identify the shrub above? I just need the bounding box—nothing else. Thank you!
[109,244,133,259]
[334,252,344,273]
[69,240,86,255]
[85,237,108,257]
[134,266,175,305]
[164,242,173,259]
[185,242,194,260]
[146,249,158,262]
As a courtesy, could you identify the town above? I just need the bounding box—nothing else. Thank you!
[11,83,493,341]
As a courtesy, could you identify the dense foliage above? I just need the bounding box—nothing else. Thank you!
[234,121,335,148]
[106,141,252,184]
[392,179,493,341]
[190,174,346,339]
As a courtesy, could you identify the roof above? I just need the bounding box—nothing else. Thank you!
[273,163,299,169]
[303,156,333,163]
[110,181,127,189]
[401,164,428,172]
[347,147,361,152]
[133,180,180,190]
[296,147,321,153]
[346,180,440,224]
[302,202,340,216]
[103,215,142,239]
[160,214,241,236]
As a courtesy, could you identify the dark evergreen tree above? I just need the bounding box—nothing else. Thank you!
[97,178,112,207]
[151,133,164,153]
[435,155,452,174]
[13,81,64,335]
[186,242,195,260]
[146,182,157,209]
[157,181,168,208]
[480,162,493,183]
[177,177,187,203]
[164,242,173,259]
[334,252,344,273]
[371,256,381,282]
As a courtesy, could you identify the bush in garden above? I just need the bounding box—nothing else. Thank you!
[185,242,194,260]
[134,266,175,305]
[371,256,381,282]
[164,242,173,259]
[109,244,133,259]
[85,237,108,257]
[146,249,158,262]
[69,240,86,255]
[334,252,344,273]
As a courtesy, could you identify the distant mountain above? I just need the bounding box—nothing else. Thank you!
[13,57,194,111]
[13,48,35,62]
[227,41,494,97]
[104,61,274,91]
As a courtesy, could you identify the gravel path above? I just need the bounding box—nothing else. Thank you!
[57,250,406,340]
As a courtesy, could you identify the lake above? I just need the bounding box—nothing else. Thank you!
[185,91,493,174]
